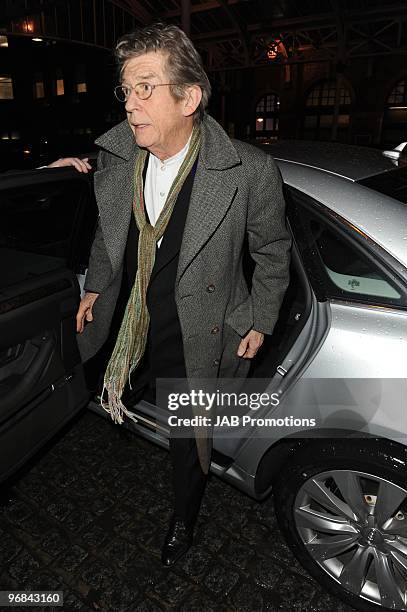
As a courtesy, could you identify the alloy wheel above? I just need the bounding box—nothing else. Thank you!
[294,469,407,609]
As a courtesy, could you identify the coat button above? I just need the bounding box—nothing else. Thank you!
[213,358,219,366]
[206,284,215,293]
[211,326,219,334]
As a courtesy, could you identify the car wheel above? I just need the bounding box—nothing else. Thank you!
[273,439,407,611]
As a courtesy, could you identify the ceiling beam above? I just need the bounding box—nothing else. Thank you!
[110,0,151,25]
[163,0,241,18]
[217,0,250,65]
[164,1,407,25]
[190,4,407,45]
[329,0,346,61]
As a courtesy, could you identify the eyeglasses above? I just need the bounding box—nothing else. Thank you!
[113,82,179,102]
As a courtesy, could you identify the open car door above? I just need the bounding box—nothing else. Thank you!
[0,167,97,483]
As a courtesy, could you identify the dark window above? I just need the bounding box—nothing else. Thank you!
[56,68,64,96]
[287,187,407,308]
[255,93,280,140]
[388,79,406,105]
[383,78,407,145]
[306,81,351,107]
[358,166,407,205]
[75,64,87,94]
[303,79,351,142]
[33,72,45,99]
[0,75,14,100]
[0,176,96,273]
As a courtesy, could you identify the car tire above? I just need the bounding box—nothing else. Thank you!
[273,438,407,612]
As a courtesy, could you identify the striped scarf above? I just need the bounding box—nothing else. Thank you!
[100,124,202,423]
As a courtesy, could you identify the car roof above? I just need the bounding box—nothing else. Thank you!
[256,140,396,181]
[273,157,407,272]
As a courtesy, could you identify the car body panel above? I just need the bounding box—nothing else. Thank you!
[303,300,407,378]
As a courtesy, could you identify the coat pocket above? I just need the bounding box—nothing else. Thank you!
[224,294,253,338]
[219,322,251,379]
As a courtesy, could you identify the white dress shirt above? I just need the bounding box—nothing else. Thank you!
[144,132,192,248]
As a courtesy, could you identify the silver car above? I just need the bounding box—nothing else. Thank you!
[1,143,407,611]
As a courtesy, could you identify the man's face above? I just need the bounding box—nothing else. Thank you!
[122,51,188,158]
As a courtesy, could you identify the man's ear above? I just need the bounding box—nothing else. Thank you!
[182,85,202,118]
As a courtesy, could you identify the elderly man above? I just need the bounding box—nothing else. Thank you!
[76,22,291,566]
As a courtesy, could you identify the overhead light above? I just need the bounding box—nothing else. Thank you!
[0,36,8,47]
[267,39,280,60]
[23,149,31,154]
[23,20,34,33]
[389,106,407,110]
[256,118,264,122]
[32,37,43,42]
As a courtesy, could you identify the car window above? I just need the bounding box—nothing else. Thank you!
[287,187,407,308]
[358,166,407,205]
[0,175,96,273]
[309,218,401,299]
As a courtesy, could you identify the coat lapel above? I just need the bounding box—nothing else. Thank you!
[176,115,241,285]
[176,163,238,285]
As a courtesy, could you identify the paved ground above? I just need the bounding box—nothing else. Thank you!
[0,409,356,611]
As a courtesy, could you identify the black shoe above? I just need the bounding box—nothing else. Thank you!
[161,516,193,566]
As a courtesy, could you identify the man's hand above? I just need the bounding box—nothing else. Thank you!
[237,329,264,359]
[76,292,99,333]
[47,157,92,173]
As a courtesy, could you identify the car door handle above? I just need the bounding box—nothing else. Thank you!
[0,332,55,421]
[0,279,71,315]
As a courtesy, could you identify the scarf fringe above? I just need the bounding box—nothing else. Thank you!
[100,383,139,425]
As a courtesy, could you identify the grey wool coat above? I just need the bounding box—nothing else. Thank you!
[77,113,292,473]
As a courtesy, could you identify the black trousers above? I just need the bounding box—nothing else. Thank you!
[124,350,208,532]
